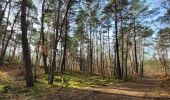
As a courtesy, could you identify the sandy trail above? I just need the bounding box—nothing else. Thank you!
[40,77,170,100]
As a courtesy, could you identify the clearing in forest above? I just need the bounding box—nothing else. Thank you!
[0,66,170,100]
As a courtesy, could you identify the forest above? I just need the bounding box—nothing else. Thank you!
[0,0,170,99]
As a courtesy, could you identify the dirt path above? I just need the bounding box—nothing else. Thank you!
[86,78,170,99]
[38,77,170,100]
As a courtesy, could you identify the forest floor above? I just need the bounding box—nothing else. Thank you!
[0,65,170,100]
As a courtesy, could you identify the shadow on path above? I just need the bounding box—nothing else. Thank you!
[37,78,170,100]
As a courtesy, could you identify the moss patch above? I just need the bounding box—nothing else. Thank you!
[52,72,121,89]
[0,84,8,92]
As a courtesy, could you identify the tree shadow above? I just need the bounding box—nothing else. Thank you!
[36,87,170,100]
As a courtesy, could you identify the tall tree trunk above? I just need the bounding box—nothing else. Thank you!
[89,23,93,73]
[21,0,34,87]
[102,29,105,75]
[48,0,61,84]
[96,30,99,74]
[60,0,72,74]
[41,0,48,74]
[120,11,124,77]
[79,26,84,71]
[61,20,68,74]
[99,28,103,75]
[107,21,112,75]
[129,48,133,74]
[133,18,138,74]
[114,0,121,79]
[113,45,116,76]
[125,35,129,80]
[131,46,135,74]
[140,39,145,77]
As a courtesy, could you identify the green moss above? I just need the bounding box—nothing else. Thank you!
[0,71,122,99]
[0,84,8,92]
[52,72,121,89]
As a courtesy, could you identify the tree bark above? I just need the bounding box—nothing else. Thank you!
[41,0,48,74]
[140,45,144,77]
[120,11,124,77]
[107,21,112,76]
[21,0,34,87]
[114,0,122,79]
[125,35,129,80]
[79,24,84,71]
[99,27,103,75]
[48,0,61,84]
[89,23,93,73]
[133,18,138,74]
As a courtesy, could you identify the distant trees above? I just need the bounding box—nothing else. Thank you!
[74,9,86,72]
[0,0,165,86]
[48,0,73,84]
[0,2,21,66]
[0,0,12,65]
[155,0,170,78]
[156,28,170,78]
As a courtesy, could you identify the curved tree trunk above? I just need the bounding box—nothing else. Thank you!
[0,1,11,65]
[0,0,11,25]
[0,8,20,65]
